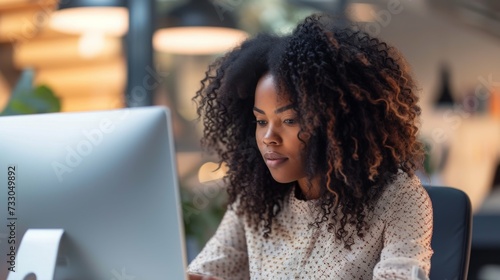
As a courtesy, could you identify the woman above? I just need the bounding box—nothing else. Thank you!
[188,14,433,280]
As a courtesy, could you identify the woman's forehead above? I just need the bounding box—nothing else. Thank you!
[255,74,293,103]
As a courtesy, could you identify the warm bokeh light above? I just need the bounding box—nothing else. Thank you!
[13,33,122,68]
[78,32,107,58]
[153,27,248,55]
[198,162,228,183]
[49,7,128,36]
[347,3,377,23]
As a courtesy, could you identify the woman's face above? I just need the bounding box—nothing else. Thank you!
[253,73,308,184]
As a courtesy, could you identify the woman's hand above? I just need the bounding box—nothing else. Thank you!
[188,273,224,280]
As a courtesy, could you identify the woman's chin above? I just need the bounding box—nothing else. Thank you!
[269,173,295,184]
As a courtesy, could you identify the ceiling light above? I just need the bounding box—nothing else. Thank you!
[154,0,248,55]
[49,0,128,36]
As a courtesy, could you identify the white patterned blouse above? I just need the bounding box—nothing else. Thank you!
[188,171,433,280]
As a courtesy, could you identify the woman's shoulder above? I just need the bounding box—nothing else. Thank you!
[382,170,425,196]
[375,170,430,213]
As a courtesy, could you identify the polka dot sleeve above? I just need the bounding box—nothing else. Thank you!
[373,174,434,280]
[187,208,250,280]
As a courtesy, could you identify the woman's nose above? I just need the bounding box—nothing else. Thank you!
[262,125,281,145]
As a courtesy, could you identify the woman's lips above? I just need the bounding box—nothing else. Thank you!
[264,152,288,168]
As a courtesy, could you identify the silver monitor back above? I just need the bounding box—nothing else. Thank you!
[0,107,187,279]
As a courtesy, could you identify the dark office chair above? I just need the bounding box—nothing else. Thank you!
[424,186,472,280]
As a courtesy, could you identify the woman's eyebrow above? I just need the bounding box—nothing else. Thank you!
[253,107,265,114]
[253,104,294,115]
[275,104,294,114]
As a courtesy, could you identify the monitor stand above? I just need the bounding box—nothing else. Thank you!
[7,229,64,280]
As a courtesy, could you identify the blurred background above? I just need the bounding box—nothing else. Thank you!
[0,0,499,278]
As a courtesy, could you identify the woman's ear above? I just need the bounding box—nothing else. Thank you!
[297,130,312,145]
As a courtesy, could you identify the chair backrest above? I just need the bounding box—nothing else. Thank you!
[424,186,472,280]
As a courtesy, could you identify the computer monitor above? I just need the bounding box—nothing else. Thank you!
[0,107,187,279]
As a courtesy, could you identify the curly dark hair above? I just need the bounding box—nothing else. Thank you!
[194,14,424,248]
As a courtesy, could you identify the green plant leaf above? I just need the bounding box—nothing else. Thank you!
[180,185,227,247]
[1,68,60,116]
[1,85,61,116]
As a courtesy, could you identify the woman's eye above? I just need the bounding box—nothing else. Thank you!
[284,119,297,125]
[256,120,267,126]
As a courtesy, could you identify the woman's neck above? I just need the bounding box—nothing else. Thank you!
[296,177,321,200]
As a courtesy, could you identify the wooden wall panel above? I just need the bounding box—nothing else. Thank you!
[34,59,126,98]
[60,93,124,112]
[1,1,128,112]
[14,36,122,68]
[0,73,10,110]
[0,0,56,12]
